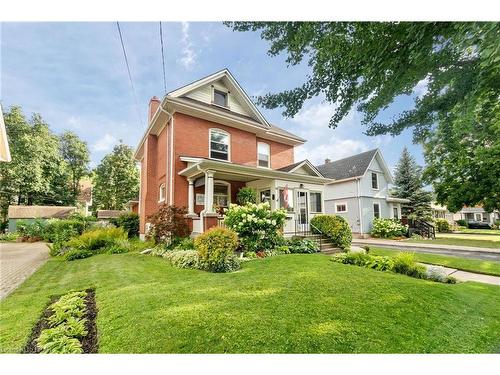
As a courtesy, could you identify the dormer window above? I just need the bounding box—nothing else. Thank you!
[210,129,230,161]
[213,88,228,107]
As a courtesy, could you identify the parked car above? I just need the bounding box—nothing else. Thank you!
[466,220,492,229]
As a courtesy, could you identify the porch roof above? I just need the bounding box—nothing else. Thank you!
[178,157,331,184]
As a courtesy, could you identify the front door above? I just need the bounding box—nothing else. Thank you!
[296,190,309,231]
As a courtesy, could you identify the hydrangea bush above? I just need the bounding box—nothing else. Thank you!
[223,202,287,252]
[370,218,408,238]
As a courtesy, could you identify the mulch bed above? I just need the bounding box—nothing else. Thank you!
[22,288,98,354]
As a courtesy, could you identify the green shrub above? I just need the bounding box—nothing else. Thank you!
[224,202,287,252]
[274,245,290,255]
[236,187,257,205]
[370,218,408,238]
[288,238,320,253]
[173,237,195,250]
[66,227,128,252]
[456,219,467,227]
[17,219,47,239]
[43,219,85,243]
[147,204,189,243]
[243,251,259,259]
[435,219,451,233]
[110,212,140,238]
[163,250,201,269]
[37,329,83,354]
[63,249,94,261]
[106,239,131,254]
[393,252,426,278]
[310,215,352,249]
[0,232,19,242]
[195,227,240,272]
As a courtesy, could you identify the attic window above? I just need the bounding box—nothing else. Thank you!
[213,89,228,107]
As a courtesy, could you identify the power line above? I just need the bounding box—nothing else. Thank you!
[159,22,167,95]
[116,22,144,128]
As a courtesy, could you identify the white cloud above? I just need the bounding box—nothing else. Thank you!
[295,139,370,165]
[413,76,429,98]
[92,133,117,152]
[180,22,197,70]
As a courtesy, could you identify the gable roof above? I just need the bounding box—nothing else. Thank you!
[168,68,270,128]
[278,159,324,177]
[316,149,383,181]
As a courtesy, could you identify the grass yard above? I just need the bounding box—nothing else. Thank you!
[371,247,500,277]
[1,252,499,353]
[456,228,500,236]
[407,234,500,249]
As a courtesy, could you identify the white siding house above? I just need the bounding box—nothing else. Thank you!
[317,149,408,236]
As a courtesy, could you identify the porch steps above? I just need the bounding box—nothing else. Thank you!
[292,232,342,255]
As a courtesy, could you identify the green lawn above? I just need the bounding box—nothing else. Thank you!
[407,236,500,249]
[371,247,500,277]
[457,228,500,236]
[1,252,499,353]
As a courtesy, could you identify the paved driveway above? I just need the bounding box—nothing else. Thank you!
[0,242,49,300]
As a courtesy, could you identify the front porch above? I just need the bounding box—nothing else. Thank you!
[178,157,330,235]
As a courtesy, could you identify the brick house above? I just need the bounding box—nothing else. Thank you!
[135,69,329,237]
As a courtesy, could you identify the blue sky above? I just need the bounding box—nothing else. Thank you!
[0,22,425,171]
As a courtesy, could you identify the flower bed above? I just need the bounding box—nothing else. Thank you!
[22,289,98,354]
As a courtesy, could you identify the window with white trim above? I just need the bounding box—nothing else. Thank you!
[159,183,166,202]
[257,142,270,168]
[209,129,229,161]
[371,172,379,189]
[213,89,228,107]
[336,202,347,213]
[373,203,380,219]
[309,192,322,213]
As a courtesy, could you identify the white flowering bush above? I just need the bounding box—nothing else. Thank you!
[224,202,287,252]
[371,218,408,238]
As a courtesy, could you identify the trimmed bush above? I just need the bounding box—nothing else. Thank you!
[310,215,352,249]
[224,202,287,252]
[194,227,240,272]
[370,218,408,238]
[163,250,201,269]
[288,238,320,253]
[456,219,467,227]
[435,218,451,233]
[110,212,140,238]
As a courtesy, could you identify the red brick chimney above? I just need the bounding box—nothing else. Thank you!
[148,96,161,124]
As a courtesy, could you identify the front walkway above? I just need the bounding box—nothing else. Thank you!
[0,242,49,300]
[352,238,500,261]
[421,264,500,286]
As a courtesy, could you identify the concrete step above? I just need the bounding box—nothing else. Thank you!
[320,247,342,255]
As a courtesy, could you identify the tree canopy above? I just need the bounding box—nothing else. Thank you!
[226,22,500,211]
[92,143,139,211]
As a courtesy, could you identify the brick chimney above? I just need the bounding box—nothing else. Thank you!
[148,96,161,124]
[324,158,331,164]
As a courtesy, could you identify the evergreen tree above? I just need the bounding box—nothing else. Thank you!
[392,147,432,220]
[92,143,139,210]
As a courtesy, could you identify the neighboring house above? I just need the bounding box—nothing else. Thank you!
[127,199,139,214]
[0,104,12,162]
[8,205,77,232]
[316,149,408,236]
[96,210,127,220]
[135,69,329,237]
[432,204,500,225]
[77,178,93,217]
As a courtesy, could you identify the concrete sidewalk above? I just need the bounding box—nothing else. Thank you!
[352,238,500,261]
[422,265,500,286]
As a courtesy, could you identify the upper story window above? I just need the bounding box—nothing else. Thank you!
[159,183,166,202]
[257,142,270,168]
[371,172,379,190]
[213,88,228,108]
[209,129,230,161]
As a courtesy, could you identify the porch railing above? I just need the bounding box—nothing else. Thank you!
[217,216,226,228]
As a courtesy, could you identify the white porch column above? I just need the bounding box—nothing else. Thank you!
[205,170,215,214]
[187,178,195,215]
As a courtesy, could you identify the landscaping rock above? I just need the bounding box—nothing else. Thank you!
[140,248,153,255]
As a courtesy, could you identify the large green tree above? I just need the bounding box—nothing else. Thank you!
[92,143,139,210]
[226,22,500,211]
[60,131,90,203]
[392,147,432,220]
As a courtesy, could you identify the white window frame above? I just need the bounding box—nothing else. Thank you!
[257,142,271,168]
[209,128,230,161]
[371,172,379,190]
[211,85,229,108]
[309,191,323,213]
[373,202,381,219]
[159,183,166,203]
[335,202,348,213]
